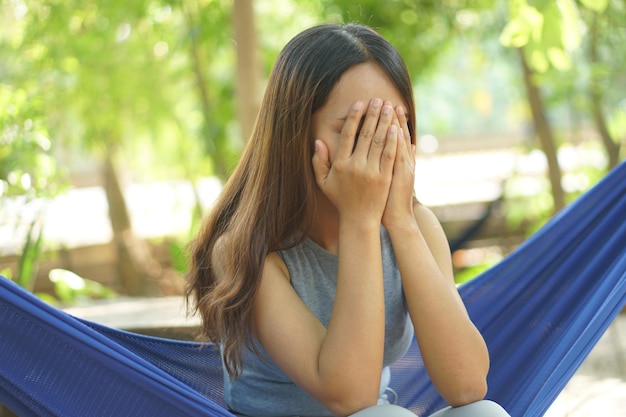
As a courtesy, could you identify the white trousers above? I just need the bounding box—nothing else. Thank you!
[349,400,511,417]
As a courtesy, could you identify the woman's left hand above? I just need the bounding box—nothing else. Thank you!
[382,106,416,230]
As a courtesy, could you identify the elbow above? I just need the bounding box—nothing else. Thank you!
[324,391,378,417]
[443,347,490,407]
[444,378,488,408]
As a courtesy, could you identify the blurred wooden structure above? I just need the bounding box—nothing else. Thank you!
[0,240,180,296]
[0,197,531,297]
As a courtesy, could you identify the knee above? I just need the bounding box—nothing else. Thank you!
[349,404,416,417]
[432,400,510,417]
[470,400,510,416]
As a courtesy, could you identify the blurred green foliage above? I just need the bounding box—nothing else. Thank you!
[2,0,623,195]
[48,268,118,305]
[1,0,238,187]
[0,78,66,198]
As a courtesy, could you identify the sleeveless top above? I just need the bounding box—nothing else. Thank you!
[223,228,414,417]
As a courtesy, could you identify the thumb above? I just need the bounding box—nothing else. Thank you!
[311,139,330,186]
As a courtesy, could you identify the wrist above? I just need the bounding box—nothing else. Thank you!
[384,217,420,237]
[339,214,382,233]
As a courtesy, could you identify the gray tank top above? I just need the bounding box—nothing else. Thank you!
[223,228,414,417]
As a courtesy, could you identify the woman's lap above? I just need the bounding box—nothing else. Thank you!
[428,400,510,417]
[348,404,417,417]
[349,400,511,417]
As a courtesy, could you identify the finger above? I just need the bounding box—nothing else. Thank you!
[390,109,402,145]
[380,124,398,175]
[395,106,412,150]
[365,101,394,163]
[394,107,414,169]
[397,128,408,159]
[391,106,401,128]
[337,101,364,159]
[352,98,383,156]
[397,128,416,166]
[311,139,331,186]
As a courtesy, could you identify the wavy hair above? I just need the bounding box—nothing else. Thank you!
[186,23,416,378]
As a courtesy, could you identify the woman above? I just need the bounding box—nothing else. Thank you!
[187,23,511,417]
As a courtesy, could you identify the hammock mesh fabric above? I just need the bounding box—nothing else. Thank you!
[1,162,625,417]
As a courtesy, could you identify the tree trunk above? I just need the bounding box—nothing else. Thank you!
[103,152,159,295]
[518,48,565,214]
[182,0,230,179]
[233,0,262,143]
[588,14,621,170]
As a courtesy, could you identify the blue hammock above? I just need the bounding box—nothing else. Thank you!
[1,162,625,417]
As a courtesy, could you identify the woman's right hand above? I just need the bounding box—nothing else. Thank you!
[312,98,398,226]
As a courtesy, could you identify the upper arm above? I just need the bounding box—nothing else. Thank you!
[216,240,383,415]
[251,252,330,402]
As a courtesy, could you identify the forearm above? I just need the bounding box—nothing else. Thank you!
[318,221,385,410]
[387,222,489,406]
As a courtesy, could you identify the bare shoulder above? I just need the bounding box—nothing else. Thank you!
[413,201,446,235]
[211,234,289,283]
[262,251,290,283]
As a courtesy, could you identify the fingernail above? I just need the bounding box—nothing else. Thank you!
[372,98,382,108]
[396,106,405,116]
[353,101,363,110]
[383,104,392,115]
[389,125,397,134]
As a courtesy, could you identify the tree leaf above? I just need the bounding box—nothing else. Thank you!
[529,48,550,73]
[500,17,531,47]
[579,0,609,13]
[500,4,545,48]
[547,47,572,71]
[556,0,582,50]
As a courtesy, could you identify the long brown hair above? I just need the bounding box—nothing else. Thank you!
[186,23,417,378]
